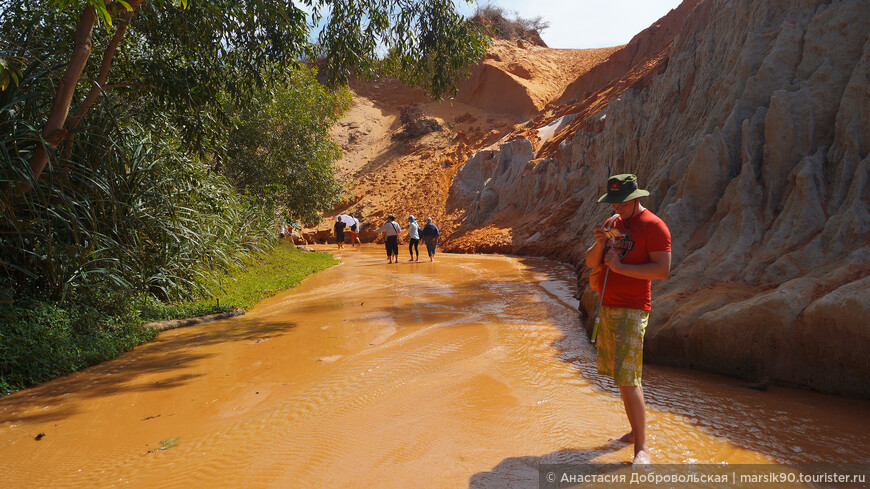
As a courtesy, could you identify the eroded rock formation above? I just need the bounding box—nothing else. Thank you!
[327,0,869,396]
[445,0,870,396]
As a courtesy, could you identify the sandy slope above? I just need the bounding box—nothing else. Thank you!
[312,40,619,242]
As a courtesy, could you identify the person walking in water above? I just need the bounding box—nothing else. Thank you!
[407,215,421,261]
[349,213,362,247]
[373,214,401,263]
[333,216,347,250]
[420,217,440,262]
[585,174,671,465]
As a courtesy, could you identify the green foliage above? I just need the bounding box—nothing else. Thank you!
[222,66,352,226]
[122,0,313,154]
[314,0,489,100]
[0,95,273,303]
[203,241,338,310]
[0,298,158,395]
[135,297,229,324]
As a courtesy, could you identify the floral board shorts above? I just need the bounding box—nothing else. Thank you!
[596,307,649,386]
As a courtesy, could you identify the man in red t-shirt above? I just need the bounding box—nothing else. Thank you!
[585,174,671,465]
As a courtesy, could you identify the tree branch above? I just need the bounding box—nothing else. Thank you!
[13,1,145,198]
[66,9,136,134]
[21,4,97,193]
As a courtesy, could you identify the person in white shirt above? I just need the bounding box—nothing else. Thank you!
[350,213,362,247]
[407,215,420,261]
[373,214,401,263]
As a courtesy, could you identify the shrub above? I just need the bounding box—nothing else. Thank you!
[393,104,443,141]
[470,4,550,46]
[0,299,157,395]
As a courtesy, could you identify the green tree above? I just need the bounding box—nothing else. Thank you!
[1,0,487,195]
[223,66,352,226]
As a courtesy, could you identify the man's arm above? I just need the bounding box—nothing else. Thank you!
[585,228,609,269]
[604,250,671,280]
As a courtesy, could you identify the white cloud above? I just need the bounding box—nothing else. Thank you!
[458,0,684,49]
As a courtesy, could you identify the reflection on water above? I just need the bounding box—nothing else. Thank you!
[1,246,868,488]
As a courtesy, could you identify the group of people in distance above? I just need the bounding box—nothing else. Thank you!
[373,214,440,263]
[278,218,306,245]
[332,213,440,263]
[321,174,668,465]
[332,213,362,250]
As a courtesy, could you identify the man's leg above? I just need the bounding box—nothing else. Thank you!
[619,385,650,464]
[600,307,650,463]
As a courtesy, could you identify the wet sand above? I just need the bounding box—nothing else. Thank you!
[2,245,869,488]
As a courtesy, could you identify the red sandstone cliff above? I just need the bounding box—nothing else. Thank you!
[328,0,870,397]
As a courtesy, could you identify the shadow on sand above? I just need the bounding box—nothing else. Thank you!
[469,444,630,488]
[0,317,298,425]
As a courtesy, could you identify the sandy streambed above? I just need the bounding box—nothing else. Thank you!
[2,245,868,488]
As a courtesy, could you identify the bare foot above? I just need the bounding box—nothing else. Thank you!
[609,432,634,443]
[632,449,651,465]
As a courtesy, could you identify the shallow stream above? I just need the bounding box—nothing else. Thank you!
[2,246,868,488]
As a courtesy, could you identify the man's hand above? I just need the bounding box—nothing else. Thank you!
[592,227,609,247]
[604,248,622,271]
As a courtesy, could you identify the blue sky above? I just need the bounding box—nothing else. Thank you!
[297,1,685,51]
[455,0,684,49]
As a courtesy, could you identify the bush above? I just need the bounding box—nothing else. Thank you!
[393,104,443,141]
[470,4,550,46]
[0,299,157,395]
[0,104,274,305]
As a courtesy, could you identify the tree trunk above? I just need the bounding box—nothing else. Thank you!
[25,5,97,187]
[63,10,136,159]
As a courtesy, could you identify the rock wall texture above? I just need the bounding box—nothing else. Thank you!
[445,0,870,396]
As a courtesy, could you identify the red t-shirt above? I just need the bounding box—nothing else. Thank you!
[601,208,671,311]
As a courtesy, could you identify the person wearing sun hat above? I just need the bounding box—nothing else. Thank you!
[407,215,421,261]
[420,217,440,262]
[585,173,672,465]
[373,214,402,263]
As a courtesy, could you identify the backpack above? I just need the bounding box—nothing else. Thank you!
[351,222,358,232]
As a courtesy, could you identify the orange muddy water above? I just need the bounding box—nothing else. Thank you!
[2,246,869,488]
